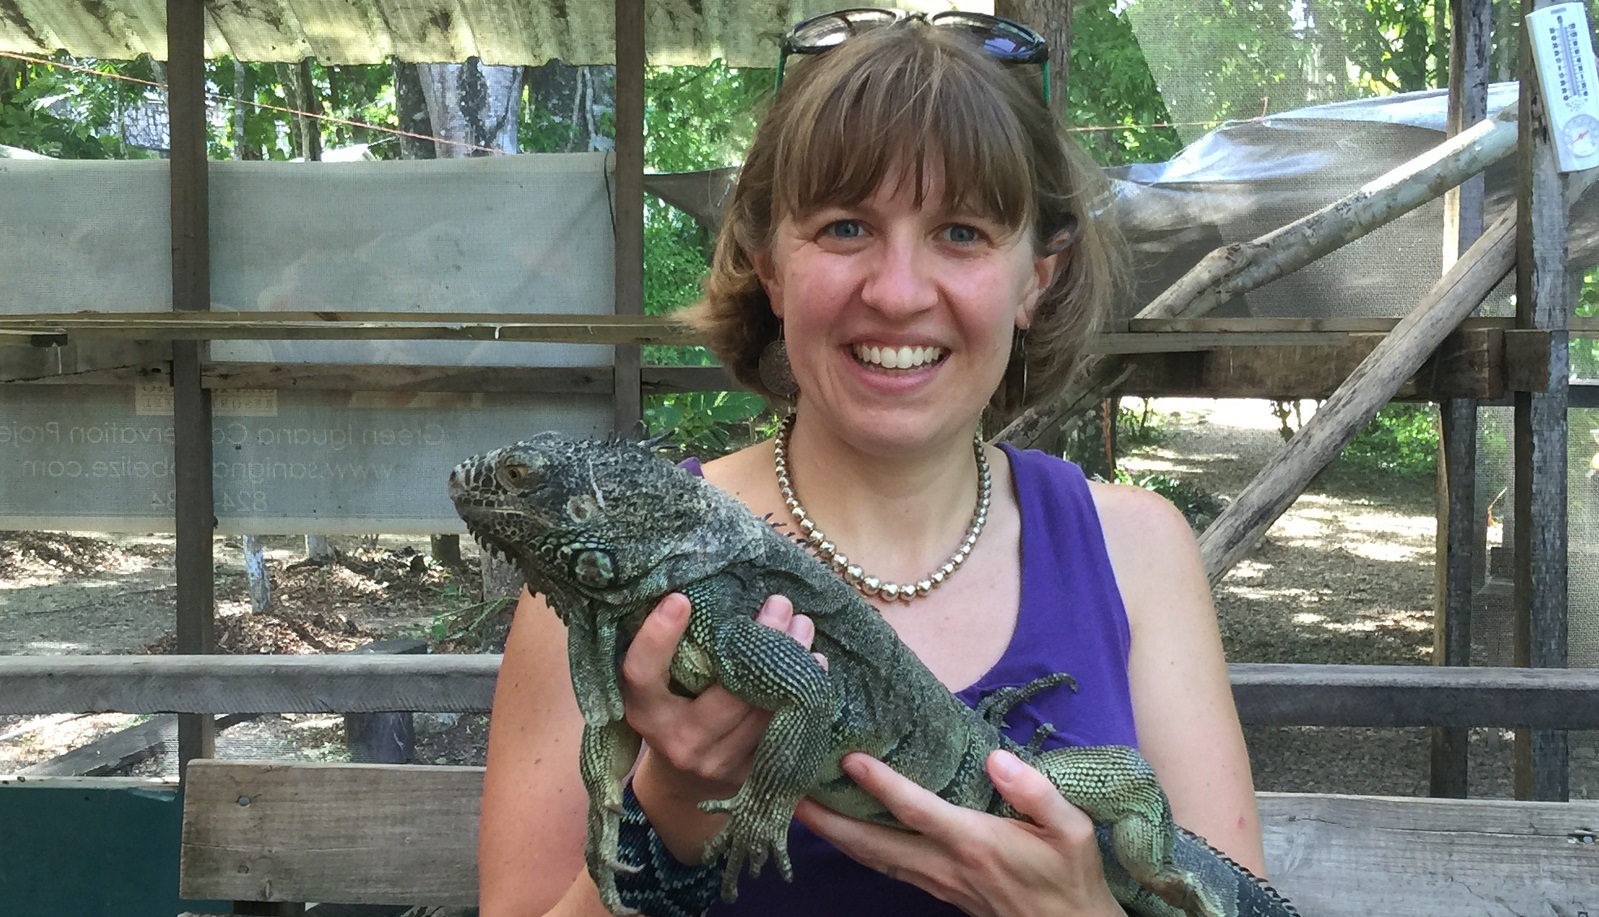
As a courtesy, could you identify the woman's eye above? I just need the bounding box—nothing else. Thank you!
[824,219,864,240]
[943,224,982,244]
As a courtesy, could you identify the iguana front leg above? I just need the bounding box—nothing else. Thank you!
[692,611,836,902]
[1030,744,1230,917]
[581,717,645,915]
[567,614,626,725]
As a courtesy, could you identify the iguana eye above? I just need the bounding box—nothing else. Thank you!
[572,549,615,587]
[566,494,601,522]
[499,461,532,488]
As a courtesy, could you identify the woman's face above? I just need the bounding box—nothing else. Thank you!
[755,161,1058,455]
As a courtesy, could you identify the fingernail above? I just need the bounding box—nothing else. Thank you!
[991,750,1021,780]
[841,754,868,780]
[663,595,688,622]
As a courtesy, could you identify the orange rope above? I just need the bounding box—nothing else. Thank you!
[2,48,1274,149]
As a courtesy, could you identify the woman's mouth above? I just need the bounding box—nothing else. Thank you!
[851,344,947,371]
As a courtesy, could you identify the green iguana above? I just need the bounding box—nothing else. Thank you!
[448,433,1299,917]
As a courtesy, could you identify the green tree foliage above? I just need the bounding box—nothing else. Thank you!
[0,54,162,158]
[1341,403,1440,475]
[1067,0,1183,164]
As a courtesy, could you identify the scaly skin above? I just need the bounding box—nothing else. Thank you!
[449,434,1299,917]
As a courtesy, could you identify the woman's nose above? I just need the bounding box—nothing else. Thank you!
[860,238,937,316]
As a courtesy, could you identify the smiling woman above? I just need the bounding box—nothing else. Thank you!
[477,11,1263,917]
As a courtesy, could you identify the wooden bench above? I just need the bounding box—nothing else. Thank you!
[178,759,1599,915]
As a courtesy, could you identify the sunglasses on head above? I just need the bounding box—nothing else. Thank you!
[775,7,1052,103]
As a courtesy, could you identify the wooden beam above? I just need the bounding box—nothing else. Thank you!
[1,338,1539,404]
[0,312,700,345]
[1195,206,1519,582]
[20,714,252,777]
[9,656,1599,729]
[177,760,1599,913]
[1226,663,1599,728]
[166,0,214,773]
[1513,0,1574,802]
[612,0,645,434]
[1125,316,1516,334]
[1119,327,1517,401]
[1431,0,1492,800]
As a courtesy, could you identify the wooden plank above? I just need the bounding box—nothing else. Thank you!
[1513,0,1573,802]
[0,312,700,346]
[0,654,503,716]
[1127,316,1515,334]
[177,761,1599,914]
[1257,792,1599,915]
[179,761,482,906]
[19,713,254,777]
[1120,328,1512,401]
[1431,0,1492,800]
[1226,663,1599,728]
[10,656,1599,728]
[612,0,645,435]
[0,345,1531,402]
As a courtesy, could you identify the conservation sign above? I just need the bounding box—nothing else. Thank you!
[0,384,609,534]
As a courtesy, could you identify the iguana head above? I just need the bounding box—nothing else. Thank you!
[448,433,756,618]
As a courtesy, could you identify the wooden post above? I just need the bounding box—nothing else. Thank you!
[1430,0,1493,800]
[1513,0,1572,802]
[612,0,645,434]
[167,0,215,774]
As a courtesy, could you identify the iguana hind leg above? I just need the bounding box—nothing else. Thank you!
[1031,744,1230,917]
[580,718,644,915]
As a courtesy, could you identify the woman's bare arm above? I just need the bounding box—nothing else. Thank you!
[1093,481,1267,876]
[477,588,609,917]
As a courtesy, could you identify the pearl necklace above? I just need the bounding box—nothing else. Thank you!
[772,414,991,603]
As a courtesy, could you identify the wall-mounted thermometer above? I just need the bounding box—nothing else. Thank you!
[1527,2,1599,171]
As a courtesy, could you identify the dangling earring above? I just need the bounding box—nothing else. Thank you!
[1008,326,1029,407]
[759,324,800,399]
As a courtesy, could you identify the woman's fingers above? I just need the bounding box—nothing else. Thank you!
[986,750,1094,839]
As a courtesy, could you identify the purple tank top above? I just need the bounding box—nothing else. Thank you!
[682,445,1137,916]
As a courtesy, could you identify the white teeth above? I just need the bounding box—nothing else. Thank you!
[853,344,944,369]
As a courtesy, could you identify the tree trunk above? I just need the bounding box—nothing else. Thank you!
[415,58,524,157]
[393,58,437,160]
[232,60,259,160]
[524,61,616,153]
[995,0,1101,468]
[404,58,526,590]
[277,61,322,161]
[995,0,1072,114]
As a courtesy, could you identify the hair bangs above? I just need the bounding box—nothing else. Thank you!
[769,28,1038,236]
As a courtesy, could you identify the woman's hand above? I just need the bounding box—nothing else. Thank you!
[621,592,816,860]
[795,750,1127,917]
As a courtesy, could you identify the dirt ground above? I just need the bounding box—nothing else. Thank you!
[1,398,1592,797]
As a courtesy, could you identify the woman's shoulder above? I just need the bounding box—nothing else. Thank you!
[697,439,778,510]
[1087,477,1196,554]
[1000,445,1194,552]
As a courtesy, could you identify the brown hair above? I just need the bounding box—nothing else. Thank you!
[682,22,1126,416]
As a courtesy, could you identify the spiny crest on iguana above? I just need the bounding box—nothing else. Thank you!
[448,433,1300,917]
